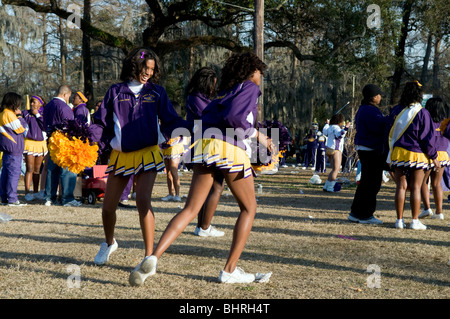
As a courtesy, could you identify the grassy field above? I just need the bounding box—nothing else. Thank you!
[0,165,448,303]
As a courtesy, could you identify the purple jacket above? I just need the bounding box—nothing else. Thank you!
[433,121,449,152]
[43,98,74,136]
[0,109,27,155]
[388,104,437,160]
[185,92,211,124]
[92,81,191,153]
[200,80,260,151]
[354,104,388,151]
[73,103,90,125]
[22,109,46,141]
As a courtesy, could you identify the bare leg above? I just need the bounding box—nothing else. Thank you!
[134,170,157,256]
[409,169,426,219]
[102,173,131,245]
[32,155,44,193]
[152,165,215,257]
[421,172,432,210]
[40,154,48,192]
[164,159,174,196]
[394,168,408,220]
[198,171,225,229]
[168,158,181,196]
[430,169,444,215]
[222,170,256,273]
[327,151,341,182]
[24,154,34,194]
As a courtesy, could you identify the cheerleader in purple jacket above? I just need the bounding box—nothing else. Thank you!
[141,52,272,285]
[92,48,192,284]
[72,91,91,125]
[185,67,225,237]
[0,92,28,206]
[22,95,47,201]
[388,81,441,230]
[419,97,449,220]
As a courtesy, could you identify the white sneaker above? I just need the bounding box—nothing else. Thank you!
[431,213,444,220]
[24,193,34,201]
[195,225,225,237]
[63,199,82,207]
[172,195,181,202]
[410,219,427,230]
[419,208,433,219]
[7,200,27,207]
[359,216,383,225]
[219,267,256,284]
[44,200,52,207]
[395,219,405,229]
[129,255,157,286]
[161,195,174,201]
[94,239,118,265]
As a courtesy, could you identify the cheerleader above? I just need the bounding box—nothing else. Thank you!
[419,97,449,220]
[134,52,272,286]
[0,92,28,206]
[322,114,350,192]
[160,103,185,203]
[387,81,441,230]
[185,67,225,237]
[92,48,192,282]
[22,95,48,201]
[72,91,91,125]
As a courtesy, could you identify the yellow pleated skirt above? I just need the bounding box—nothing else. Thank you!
[106,145,164,176]
[390,146,450,170]
[161,142,186,160]
[24,139,48,157]
[192,138,254,178]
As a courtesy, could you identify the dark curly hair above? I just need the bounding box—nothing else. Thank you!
[185,67,217,99]
[120,47,162,83]
[399,81,423,106]
[218,51,267,92]
[1,92,22,112]
[330,113,345,125]
[425,97,448,123]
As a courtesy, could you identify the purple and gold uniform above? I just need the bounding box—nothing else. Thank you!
[73,103,91,125]
[192,80,260,179]
[22,107,48,157]
[160,136,185,160]
[0,108,28,203]
[186,92,211,123]
[93,81,191,176]
[388,103,442,169]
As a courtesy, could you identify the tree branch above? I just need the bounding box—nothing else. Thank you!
[3,0,134,53]
[155,35,248,56]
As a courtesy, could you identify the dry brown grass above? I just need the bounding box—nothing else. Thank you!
[0,166,449,301]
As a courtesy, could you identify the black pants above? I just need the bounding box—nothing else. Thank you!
[350,150,386,219]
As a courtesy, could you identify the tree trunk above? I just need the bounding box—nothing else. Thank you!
[58,16,67,83]
[431,36,442,95]
[390,0,414,105]
[254,0,264,122]
[420,34,433,87]
[83,0,94,107]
